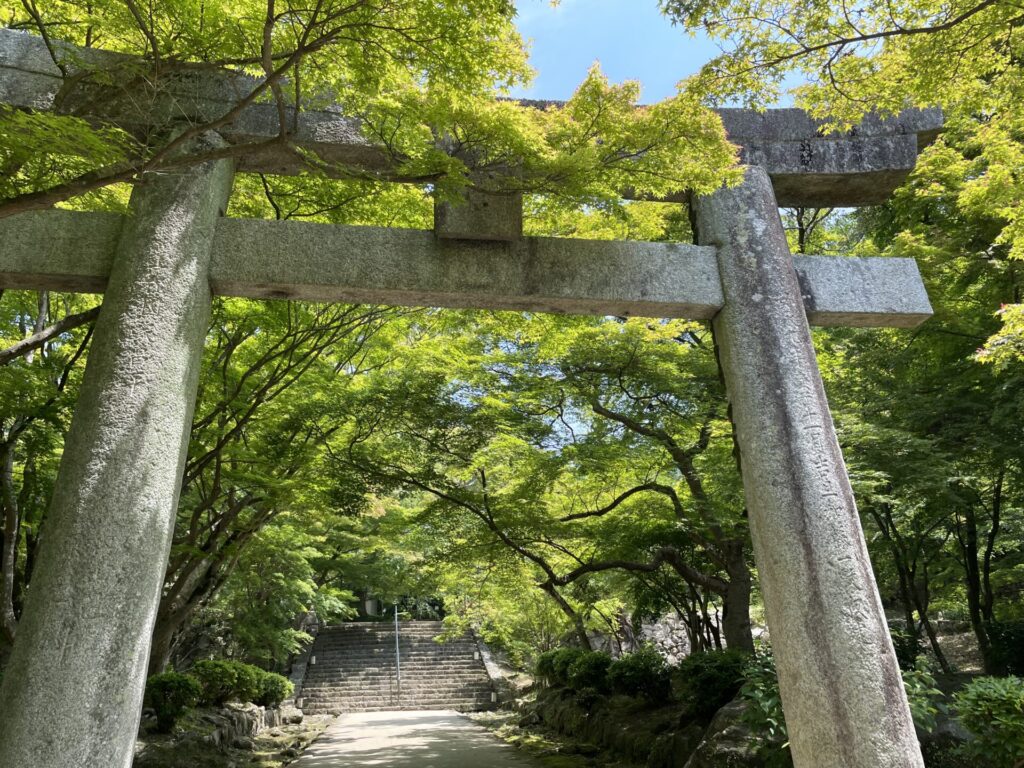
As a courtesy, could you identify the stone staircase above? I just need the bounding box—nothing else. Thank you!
[297,620,496,714]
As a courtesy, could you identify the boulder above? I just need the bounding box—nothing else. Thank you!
[683,700,762,768]
[202,702,263,748]
[648,722,707,768]
[263,703,304,728]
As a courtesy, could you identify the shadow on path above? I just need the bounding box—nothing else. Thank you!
[291,710,543,768]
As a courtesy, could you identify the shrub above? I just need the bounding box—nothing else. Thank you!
[740,646,791,768]
[191,659,283,706]
[228,661,263,703]
[550,647,588,687]
[607,646,672,703]
[676,648,750,719]
[954,676,1024,766]
[145,672,201,733]
[889,624,923,672]
[256,670,294,708]
[535,649,560,686]
[921,738,973,768]
[986,621,1024,675]
[574,686,603,709]
[567,651,612,692]
[901,661,945,734]
[191,660,239,706]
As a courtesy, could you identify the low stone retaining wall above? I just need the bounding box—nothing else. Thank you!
[522,687,767,768]
[202,702,305,749]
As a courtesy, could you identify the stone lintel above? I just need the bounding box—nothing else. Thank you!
[0,210,932,327]
[716,107,943,145]
[0,29,942,207]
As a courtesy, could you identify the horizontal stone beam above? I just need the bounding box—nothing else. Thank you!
[718,107,941,207]
[0,29,942,207]
[0,211,932,327]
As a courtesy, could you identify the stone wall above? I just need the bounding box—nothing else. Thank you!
[522,687,767,768]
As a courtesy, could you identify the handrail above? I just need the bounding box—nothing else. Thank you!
[394,603,402,706]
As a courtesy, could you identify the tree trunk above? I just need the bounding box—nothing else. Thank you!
[0,443,18,644]
[959,504,993,672]
[982,469,1003,625]
[540,582,592,650]
[722,545,755,652]
[912,588,950,673]
[147,615,178,677]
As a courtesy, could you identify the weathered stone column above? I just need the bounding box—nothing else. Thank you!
[693,166,924,767]
[0,135,234,767]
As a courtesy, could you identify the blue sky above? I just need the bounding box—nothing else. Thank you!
[511,0,722,103]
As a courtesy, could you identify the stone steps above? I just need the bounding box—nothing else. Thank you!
[298,621,496,715]
[302,674,492,684]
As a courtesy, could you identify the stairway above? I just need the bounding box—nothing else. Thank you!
[297,620,496,715]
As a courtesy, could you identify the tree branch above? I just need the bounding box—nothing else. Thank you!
[0,306,100,366]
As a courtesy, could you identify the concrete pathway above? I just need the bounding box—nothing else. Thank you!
[291,710,544,767]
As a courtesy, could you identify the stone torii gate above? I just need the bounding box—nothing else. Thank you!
[0,29,939,768]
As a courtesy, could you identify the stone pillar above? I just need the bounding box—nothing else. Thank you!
[0,136,234,767]
[693,166,924,768]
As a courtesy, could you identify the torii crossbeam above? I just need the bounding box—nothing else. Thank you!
[0,28,935,768]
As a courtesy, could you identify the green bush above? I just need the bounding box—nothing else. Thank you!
[574,686,603,709]
[192,660,238,706]
[228,661,263,703]
[535,649,560,685]
[607,646,672,703]
[567,651,612,692]
[256,670,294,707]
[986,621,1024,675]
[901,661,945,734]
[145,672,201,733]
[921,738,974,768]
[740,646,792,768]
[954,676,1024,766]
[889,624,923,672]
[191,659,284,706]
[677,648,750,719]
[550,647,588,687]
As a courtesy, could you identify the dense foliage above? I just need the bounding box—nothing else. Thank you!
[143,662,291,734]
[954,676,1024,765]
[568,651,614,693]
[740,647,789,767]
[144,672,201,734]
[607,646,674,703]
[676,648,748,718]
[0,0,739,221]
[660,0,1024,378]
[189,660,291,709]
